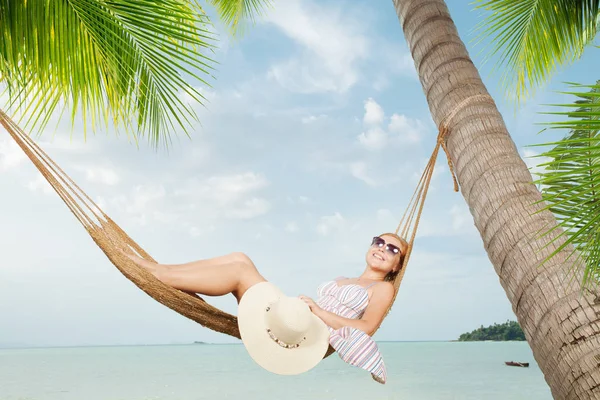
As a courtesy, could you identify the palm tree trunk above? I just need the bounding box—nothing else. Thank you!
[392,1,600,398]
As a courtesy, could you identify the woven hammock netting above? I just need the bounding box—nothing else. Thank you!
[1,94,477,355]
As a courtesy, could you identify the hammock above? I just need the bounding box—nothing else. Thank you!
[0,95,479,354]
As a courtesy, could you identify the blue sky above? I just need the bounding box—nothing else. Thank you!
[1,0,599,348]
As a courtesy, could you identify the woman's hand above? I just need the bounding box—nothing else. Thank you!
[299,295,321,314]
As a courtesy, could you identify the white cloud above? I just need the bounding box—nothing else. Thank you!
[264,0,369,93]
[102,184,170,226]
[83,166,120,186]
[363,98,384,125]
[416,202,477,239]
[164,172,272,222]
[186,172,269,205]
[376,209,396,222]
[302,115,318,124]
[365,41,417,92]
[301,114,327,124]
[390,52,417,78]
[370,42,418,85]
[0,139,26,172]
[450,204,469,231]
[372,76,390,92]
[189,225,216,237]
[225,197,271,220]
[357,98,426,151]
[38,135,95,153]
[349,161,377,186]
[316,212,345,236]
[357,127,388,151]
[130,184,167,209]
[388,113,423,143]
[25,176,54,195]
[286,195,312,206]
[285,222,299,233]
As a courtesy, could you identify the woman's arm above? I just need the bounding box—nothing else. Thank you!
[300,282,395,336]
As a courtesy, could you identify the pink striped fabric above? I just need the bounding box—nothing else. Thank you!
[316,277,387,384]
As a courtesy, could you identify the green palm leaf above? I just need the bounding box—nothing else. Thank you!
[473,0,600,101]
[209,0,272,36]
[0,0,271,147]
[530,82,600,289]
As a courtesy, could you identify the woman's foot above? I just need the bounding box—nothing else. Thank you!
[120,249,161,277]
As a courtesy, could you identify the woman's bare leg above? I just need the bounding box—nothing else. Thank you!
[124,251,266,302]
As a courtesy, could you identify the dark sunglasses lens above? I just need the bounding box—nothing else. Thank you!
[386,244,400,254]
[371,237,384,247]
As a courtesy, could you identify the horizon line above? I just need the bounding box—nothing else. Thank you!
[0,339,531,350]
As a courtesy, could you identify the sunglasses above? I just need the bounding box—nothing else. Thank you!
[371,236,401,255]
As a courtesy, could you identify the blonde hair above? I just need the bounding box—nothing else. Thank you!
[378,233,409,282]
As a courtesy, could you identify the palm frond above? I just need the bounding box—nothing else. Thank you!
[0,0,268,148]
[530,82,600,289]
[473,0,600,101]
[209,0,273,36]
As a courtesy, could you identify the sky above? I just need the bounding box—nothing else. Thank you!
[1,0,599,348]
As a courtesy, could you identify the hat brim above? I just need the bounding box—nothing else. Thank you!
[237,282,330,375]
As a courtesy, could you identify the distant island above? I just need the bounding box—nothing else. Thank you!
[458,320,525,341]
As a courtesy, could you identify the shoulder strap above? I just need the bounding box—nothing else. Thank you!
[365,281,380,289]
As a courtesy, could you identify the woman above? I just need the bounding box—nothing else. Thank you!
[124,233,407,383]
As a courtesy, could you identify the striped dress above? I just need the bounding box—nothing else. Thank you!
[316,277,387,384]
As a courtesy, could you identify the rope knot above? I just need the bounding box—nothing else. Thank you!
[437,124,459,193]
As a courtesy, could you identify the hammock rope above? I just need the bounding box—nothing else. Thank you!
[0,109,240,338]
[374,93,495,332]
[1,93,494,351]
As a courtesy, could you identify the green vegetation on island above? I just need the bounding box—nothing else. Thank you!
[458,321,525,342]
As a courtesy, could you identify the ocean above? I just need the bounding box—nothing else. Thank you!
[0,342,552,399]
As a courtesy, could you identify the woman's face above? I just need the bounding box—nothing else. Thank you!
[366,234,403,274]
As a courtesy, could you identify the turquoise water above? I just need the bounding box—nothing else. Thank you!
[0,342,551,399]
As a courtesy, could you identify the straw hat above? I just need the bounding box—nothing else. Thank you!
[237,282,331,375]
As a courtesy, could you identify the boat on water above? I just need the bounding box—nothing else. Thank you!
[505,361,529,367]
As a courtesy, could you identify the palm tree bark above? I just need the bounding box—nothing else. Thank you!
[392,1,600,399]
